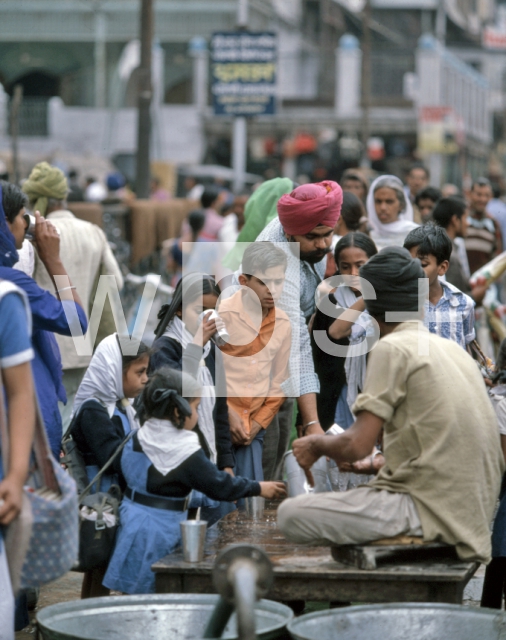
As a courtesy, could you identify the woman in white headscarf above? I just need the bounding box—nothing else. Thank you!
[70,333,150,491]
[366,175,419,251]
[69,333,149,599]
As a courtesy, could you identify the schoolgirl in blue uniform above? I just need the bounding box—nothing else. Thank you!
[70,333,150,493]
[69,332,149,598]
[103,367,286,594]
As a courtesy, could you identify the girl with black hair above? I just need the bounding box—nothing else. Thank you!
[325,191,368,278]
[70,333,150,492]
[103,367,286,594]
[311,232,378,431]
[150,272,235,523]
[69,333,150,599]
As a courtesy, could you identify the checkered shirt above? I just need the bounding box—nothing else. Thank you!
[424,279,476,349]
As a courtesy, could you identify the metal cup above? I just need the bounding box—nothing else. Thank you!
[23,213,36,240]
[198,309,230,346]
[180,520,207,562]
[245,496,265,520]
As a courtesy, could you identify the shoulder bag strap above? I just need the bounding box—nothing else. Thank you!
[0,375,9,472]
[80,429,137,501]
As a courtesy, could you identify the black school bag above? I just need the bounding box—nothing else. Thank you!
[62,422,135,572]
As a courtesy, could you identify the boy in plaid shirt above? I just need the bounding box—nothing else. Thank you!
[404,225,475,349]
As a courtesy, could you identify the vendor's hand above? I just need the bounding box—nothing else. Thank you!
[292,435,323,486]
[193,311,217,348]
[339,453,385,475]
[245,420,263,446]
[223,467,235,477]
[0,473,24,525]
[228,408,249,446]
[259,482,287,499]
[33,210,60,267]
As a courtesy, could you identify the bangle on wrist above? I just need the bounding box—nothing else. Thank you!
[302,420,320,436]
[57,285,76,294]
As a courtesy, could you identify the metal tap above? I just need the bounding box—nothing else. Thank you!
[203,545,273,640]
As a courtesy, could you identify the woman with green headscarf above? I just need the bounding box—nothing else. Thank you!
[222,177,293,270]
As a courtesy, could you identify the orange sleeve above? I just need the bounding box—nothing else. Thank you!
[251,321,291,429]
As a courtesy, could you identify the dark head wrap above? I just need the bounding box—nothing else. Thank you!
[359,246,426,317]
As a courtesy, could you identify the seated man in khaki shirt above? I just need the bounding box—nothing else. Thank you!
[278,246,504,564]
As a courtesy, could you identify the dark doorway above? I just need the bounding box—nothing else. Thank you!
[7,71,60,136]
[6,70,60,97]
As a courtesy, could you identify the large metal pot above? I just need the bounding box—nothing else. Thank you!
[37,594,293,640]
[287,603,506,640]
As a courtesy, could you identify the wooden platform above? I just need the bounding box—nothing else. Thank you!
[152,505,478,604]
[331,536,457,571]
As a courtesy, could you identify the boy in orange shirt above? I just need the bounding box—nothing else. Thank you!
[218,242,291,480]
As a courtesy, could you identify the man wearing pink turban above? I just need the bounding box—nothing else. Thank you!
[252,180,343,480]
[277,181,343,239]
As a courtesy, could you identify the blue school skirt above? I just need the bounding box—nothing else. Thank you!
[102,438,188,594]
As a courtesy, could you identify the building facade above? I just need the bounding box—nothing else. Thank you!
[0,0,500,186]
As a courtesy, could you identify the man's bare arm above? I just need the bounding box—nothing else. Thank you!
[292,411,384,481]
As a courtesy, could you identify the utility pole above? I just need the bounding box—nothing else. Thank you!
[360,0,371,168]
[10,85,23,185]
[136,0,153,198]
[436,0,446,45]
[232,0,248,194]
[94,1,107,108]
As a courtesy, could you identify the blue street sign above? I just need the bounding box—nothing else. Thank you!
[211,32,277,117]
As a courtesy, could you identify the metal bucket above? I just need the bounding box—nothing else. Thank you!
[287,603,506,640]
[37,594,293,640]
[283,450,329,497]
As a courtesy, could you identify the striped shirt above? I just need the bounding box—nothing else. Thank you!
[424,279,475,349]
[255,218,326,396]
[464,214,501,274]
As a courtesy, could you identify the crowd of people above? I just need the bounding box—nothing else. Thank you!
[3,159,506,636]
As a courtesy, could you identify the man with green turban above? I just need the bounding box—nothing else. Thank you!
[222,177,293,271]
[23,161,69,217]
[25,162,123,430]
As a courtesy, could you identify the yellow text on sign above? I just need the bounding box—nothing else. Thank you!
[213,63,276,83]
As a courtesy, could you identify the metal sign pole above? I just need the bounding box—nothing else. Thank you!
[136,0,153,198]
[232,0,248,194]
[232,117,247,193]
